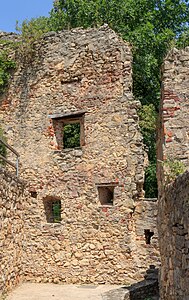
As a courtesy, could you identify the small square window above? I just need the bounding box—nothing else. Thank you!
[98,186,114,205]
[43,198,61,223]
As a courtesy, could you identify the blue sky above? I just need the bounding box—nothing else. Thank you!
[0,0,54,32]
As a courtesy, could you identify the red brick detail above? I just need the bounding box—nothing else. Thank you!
[166,137,172,143]
[102,207,108,213]
[167,131,173,137]
[77,204,83,209]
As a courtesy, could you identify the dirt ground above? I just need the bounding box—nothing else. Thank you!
[5,283,125,300]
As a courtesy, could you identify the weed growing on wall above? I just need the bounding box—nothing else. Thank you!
[163,158,185,184]
[0,49,16,94]
[0,42,15,164]
[16,17,51,64]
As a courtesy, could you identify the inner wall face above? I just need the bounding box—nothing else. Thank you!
[0,26,159,285]
[158,48,189,300]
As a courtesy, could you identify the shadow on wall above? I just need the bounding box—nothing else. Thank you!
[103,265,159,300]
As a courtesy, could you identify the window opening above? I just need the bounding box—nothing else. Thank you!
[98,186,114,205]
[144,229,154,244]
[29,187,37,198]
[43,198,61,223]
[49,110,85,150]
[63,122,80,149]
[31,191,37,198]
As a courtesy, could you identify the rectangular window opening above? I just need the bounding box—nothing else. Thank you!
[98,186,114,206]
[49,111,85,150]
[144,229,154,244]
[43,198,61,223]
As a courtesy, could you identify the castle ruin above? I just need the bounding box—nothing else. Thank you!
[0,26,159,294]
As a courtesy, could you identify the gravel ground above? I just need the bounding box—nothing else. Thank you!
[5,283,124,300]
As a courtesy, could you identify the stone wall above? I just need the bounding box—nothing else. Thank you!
[0,26,159,285]
[158,48,189,299]
[103,265,159,300]
[157,47,189,195]
[0,168,27,295]
[158,171,189,299]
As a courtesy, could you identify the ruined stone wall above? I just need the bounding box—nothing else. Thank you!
[0,26,159,284]
[134,198,159,262]
[0,168,27,295]
[158,171,189,300]
[157,48,189,299]
[157,47,189,192]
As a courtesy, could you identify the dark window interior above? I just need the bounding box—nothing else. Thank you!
[98,186,114,205]
[144,229,154,244]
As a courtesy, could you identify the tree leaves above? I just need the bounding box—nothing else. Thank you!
[0,50,16,94]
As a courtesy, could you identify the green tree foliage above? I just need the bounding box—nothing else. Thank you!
[138,104,157,163]
[0,46,16,164]
[52,200,61,223]
[138,104,158,197]
[16,17,50,41]
[163,158,185,184]
[16,17,51,62]
[176,28,189,48]
[63,123,80,148]
[0,50,16,94]
[144,163,158,198]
